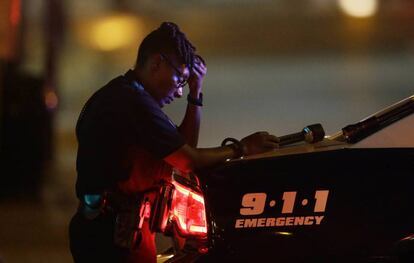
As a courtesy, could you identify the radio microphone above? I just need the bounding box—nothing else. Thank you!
[279,124,325,146]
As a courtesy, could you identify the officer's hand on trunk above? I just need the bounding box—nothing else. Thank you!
[241,131,279,156]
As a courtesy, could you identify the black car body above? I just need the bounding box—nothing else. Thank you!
[154,95,414,263]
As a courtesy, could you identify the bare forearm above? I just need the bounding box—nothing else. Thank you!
[179,54,206,147]
[164,144,236,173]
[178,102,201,147]
[191,146,235,169]
[164,132,280,173]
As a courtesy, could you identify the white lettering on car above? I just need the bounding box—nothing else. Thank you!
[234,216,325,228]
[235,190,329,229]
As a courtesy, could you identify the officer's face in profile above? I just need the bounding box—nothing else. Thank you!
[156,54,190,107]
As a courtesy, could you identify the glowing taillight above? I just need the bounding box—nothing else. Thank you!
[171,181,207,236]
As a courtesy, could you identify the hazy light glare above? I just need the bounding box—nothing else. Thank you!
[274,231,293,236]
[44,90,58,110]
[77,14,144,51]
[10,0,21,26]
[338,0,378,18]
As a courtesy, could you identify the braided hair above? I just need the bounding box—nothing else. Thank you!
[136,22,196,69]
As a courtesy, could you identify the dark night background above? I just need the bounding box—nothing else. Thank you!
[1,0,413,262]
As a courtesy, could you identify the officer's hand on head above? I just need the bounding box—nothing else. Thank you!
[188,55,207,92]
[240,131,280,156]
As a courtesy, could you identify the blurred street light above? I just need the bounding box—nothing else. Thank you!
[76,13,144,52]
[338,0,378,18]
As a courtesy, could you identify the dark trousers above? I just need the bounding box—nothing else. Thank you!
[69,212,123,262]
[69,212,156,263]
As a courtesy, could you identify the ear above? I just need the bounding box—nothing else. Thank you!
[149,53,163,72]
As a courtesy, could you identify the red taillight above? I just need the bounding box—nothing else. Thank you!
[170,181,207,236]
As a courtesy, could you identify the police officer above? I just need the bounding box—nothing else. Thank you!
[69,22,279,263]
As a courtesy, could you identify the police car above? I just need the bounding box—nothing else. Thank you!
[153,95,414,263]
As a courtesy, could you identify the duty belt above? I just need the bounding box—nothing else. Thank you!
[79,191,147,219]
[79,191,153,249]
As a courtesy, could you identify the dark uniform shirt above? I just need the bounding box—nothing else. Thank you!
[70,70,185,262]
[75,70,185,197]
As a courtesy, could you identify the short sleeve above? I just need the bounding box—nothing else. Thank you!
[133,90,186,159]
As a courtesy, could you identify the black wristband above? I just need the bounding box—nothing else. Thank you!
[187,93,203,106]
[221,137,244,158]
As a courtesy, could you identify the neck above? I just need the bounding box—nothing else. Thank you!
[131,68,142,84]
[133,67,162,106]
